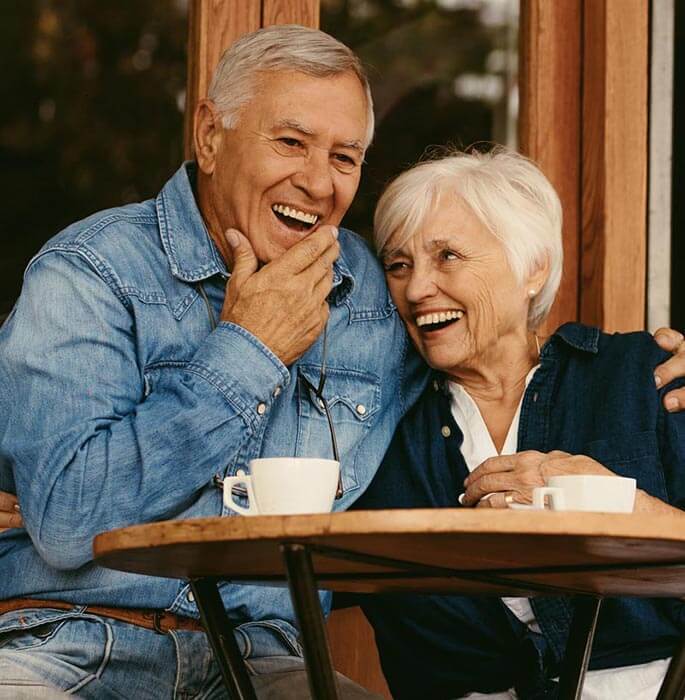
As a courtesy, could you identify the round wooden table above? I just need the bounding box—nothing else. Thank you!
[94,509,685,699]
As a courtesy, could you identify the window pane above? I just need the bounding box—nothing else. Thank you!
[0,0,188,317]
[321,0,519,239]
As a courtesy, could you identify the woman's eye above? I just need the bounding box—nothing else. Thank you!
[440,249,460,261]
[383,261,409,273]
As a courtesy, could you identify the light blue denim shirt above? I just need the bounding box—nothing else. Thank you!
[0,163,427,655]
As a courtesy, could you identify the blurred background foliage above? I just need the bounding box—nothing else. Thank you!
[0,0,188,316]
[0,0,517,317]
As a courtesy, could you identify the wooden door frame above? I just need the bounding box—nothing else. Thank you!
[520,0,648,333]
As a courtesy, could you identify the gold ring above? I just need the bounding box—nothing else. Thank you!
[504,494,515,505]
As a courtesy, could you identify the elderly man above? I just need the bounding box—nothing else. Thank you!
[0,25,422,699]
[0,23,684,700]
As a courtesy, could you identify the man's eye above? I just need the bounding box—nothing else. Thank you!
[332,153,359,172]
[278,137,303,149]
[440,250,460,261]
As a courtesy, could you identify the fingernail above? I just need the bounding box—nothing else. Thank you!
[463,477,469,486]
[331,226,339,240]
[14,504,20,512]
[225,229,240,247]
[654,373,662,388]
[666,397,679,412]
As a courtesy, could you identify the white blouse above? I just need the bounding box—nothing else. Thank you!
[447,371,669,699]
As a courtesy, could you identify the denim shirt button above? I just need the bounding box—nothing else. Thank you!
[273,386,282,398]
[441,425,451,438]
[186,590,195,603]
[356,404,366,415]
[257,402,267,415]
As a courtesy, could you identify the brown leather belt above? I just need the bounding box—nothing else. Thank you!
[0,598,205,634]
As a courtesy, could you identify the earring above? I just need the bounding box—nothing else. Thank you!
[527,289,537,299]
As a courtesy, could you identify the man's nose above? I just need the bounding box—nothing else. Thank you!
[292,149,334,200]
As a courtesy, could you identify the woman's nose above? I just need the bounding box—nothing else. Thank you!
[405,267,438,303]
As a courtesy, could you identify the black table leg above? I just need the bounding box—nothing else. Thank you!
[558,596,602,700]
[281,543,341,700]
[657,637,685,700]
[190,578,257,700]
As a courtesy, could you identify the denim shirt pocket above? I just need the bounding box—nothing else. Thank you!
[296,365,380,494]
[581,430,668,500]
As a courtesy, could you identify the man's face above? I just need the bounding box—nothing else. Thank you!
[200,69,368,263]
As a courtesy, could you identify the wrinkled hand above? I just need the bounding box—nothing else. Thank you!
[0,491,23,532]
[654,327,685,412]
[220,226,340,366]
[462,450,614,508]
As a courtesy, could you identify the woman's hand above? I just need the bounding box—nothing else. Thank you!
[461,450,613,508]
[0,491,23,532]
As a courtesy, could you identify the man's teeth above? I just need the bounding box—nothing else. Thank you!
[416,310,464,327]
[272,204,319,225]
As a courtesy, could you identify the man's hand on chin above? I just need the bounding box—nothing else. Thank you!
[219,225,340,366]
[654,327,685,412]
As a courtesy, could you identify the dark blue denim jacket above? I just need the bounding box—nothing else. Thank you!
[353,323,685,699]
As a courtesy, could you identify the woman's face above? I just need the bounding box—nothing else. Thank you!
[382,196,533,374]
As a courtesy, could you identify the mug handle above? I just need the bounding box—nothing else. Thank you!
[533,486,566,511]
[223,476,259,516]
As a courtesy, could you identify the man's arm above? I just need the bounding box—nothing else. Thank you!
[0,227,340,561]
[1,249,290,570]
[653,328,685,411]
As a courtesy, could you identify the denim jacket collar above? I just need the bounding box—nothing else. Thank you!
[156,162,354,305]
[543,322,600,357]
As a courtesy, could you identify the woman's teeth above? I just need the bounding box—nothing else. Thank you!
[416,310,464,328]
[272,204,319,226]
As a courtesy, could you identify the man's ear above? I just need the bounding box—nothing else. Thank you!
[194,100,223,175]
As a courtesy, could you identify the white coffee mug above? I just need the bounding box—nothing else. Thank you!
[223,457,340,516]
[533,474,636,513]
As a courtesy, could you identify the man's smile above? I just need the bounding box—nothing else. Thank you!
[271,203,321,232]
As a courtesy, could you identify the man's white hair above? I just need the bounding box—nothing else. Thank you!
[374,147,563,330]
[207,25,375,149]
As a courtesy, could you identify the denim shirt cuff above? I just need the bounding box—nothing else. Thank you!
[189,322,290,422]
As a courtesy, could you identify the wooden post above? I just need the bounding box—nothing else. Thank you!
[262,0,319,26]
[519,0,582,335]
[183,0,261,159]
[580,0,649,331]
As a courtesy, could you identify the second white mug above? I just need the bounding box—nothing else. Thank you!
[533,474,636,513]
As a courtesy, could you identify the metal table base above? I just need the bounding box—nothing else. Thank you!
[191,544,685,700]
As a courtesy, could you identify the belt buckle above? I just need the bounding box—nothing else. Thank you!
[152,610,167,635]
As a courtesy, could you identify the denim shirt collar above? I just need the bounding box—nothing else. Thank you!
[156,162,354,304]
[542,322,600,357]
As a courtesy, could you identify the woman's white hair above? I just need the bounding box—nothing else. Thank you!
[374,147,563,329]
[207,25,375,149]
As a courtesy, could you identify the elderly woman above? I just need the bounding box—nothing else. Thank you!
[353,148,685,699]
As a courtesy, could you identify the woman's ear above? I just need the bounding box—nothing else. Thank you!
[525,256,551,299]
[194,100,223,175]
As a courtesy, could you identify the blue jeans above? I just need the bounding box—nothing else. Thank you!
[0,608,380,699]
